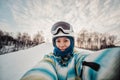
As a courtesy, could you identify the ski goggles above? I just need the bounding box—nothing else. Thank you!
[51,23,73,35]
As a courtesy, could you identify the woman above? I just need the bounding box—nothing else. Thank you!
[21,21,89,80]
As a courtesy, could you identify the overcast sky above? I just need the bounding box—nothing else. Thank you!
[0,0,120,41]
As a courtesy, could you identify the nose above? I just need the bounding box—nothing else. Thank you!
[59,42,65,47]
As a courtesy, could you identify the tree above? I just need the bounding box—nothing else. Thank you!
[0,29,4,37]
[33,31,44,45]
[21,32,31,47]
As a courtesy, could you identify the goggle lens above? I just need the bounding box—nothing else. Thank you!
[51,23,70,31]
[51,22,73,35]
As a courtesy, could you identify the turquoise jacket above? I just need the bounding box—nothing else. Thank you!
[21,51,88,80]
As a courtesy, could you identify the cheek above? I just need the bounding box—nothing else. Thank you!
[66,42,70,47]
[56,42,61,47]
[56,43,59,47]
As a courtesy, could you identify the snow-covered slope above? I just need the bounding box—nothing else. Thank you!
[0,43,94,80]
[0,43,54,80]
[0,43,119,80]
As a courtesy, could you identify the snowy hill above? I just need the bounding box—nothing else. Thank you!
[0,43,53,80]
[0,43,119,80]
[0,43,93,80]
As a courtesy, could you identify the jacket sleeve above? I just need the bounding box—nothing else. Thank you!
[75,53,89,77]
[20,54,58,80]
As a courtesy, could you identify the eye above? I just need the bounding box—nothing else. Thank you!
[56,40,60,43]
[64,39,69,42]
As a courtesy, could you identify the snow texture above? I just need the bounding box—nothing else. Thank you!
[0,43,93,80]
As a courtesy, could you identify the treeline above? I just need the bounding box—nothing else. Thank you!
[76,29,119,50]
[0,29,44,55]
[0,29,119,54]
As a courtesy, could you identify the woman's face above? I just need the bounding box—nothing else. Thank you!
[56,37,70,51]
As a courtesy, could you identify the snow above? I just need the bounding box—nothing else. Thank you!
[0,43,53,80]
[0,43,93,80]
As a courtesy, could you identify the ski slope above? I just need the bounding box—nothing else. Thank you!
[0,43,119,80]
[0,43,93,80]
[0,43,53,80]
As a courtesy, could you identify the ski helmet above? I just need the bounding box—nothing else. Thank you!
[51,21,74,38]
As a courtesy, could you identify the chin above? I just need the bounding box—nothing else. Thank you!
[60,50,65,51]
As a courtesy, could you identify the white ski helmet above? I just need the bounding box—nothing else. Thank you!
[51,21,74,38]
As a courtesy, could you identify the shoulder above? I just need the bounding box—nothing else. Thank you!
[44,52,53,58]
[73,48,90,56]
[73,50,89,61]
[41,52,55,65]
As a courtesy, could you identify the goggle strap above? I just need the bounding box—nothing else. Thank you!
[54,28,69,35]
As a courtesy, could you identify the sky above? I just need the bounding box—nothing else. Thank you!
[0,0,120,41]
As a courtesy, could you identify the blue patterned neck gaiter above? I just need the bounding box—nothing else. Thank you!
[53,36,74,57]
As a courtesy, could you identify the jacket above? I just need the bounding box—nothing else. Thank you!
[21,51,88,80]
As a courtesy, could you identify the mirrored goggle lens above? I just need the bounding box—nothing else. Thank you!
[51,23,71,31]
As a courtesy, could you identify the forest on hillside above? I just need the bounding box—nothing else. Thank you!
[0,29,119,55]
[76,29,119,50]
[0,29,44,55]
